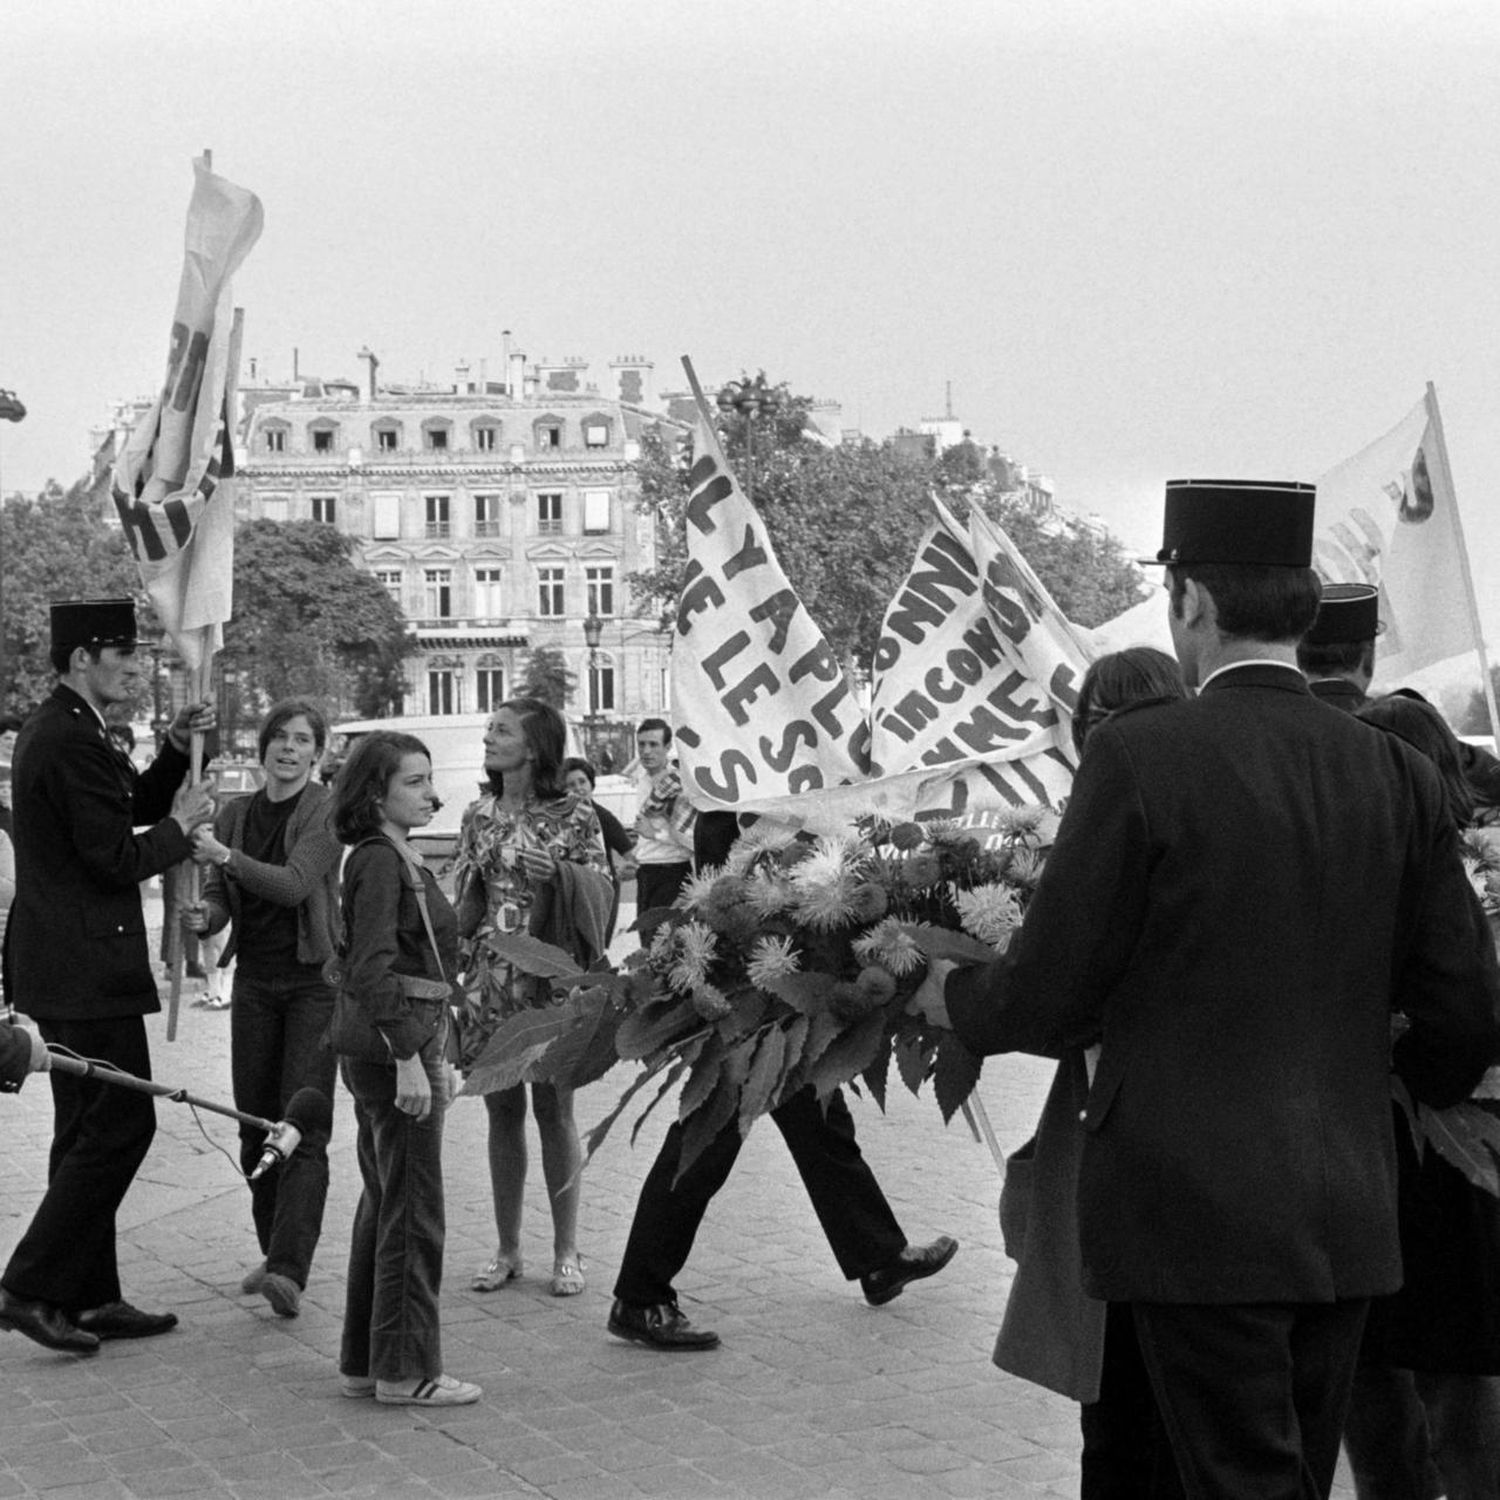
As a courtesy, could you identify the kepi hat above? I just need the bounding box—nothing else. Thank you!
[1304,582,1382,646]
[1146,479,1316,567]
[50,598,139,657]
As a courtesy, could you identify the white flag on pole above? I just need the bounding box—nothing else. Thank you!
[1313,389,1477,681]
[112,156,263,672]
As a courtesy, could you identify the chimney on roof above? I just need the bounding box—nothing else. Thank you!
[357,347,379,401]
[502,330,512,394]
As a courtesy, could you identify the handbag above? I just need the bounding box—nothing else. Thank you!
[326,838,455,1064]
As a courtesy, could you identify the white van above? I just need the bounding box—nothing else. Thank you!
[327,713,637,856]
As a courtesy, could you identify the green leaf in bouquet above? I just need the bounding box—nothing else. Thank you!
[679,1033,726,1119]
[530,987,624,1090]
[723,982,769,1033]
[738,1026,789,1133]
[674,1069,744,1186]
[900,922,999,965]
[461,1006,577,1096]
[630,1058,690,1147]
[582,1055,675,1166]
[932,1033,983,1123]
[809,1010,889,1103]
[617,996,699,1060]
[759,971,830,1016]
[482,931,588,981]
[895,1032,936,1096]
[1412,1098,1500,1198]
[862,1031,893,1113]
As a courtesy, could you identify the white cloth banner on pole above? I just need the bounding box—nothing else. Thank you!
[112,155,263,672]
[1312,390,1476,682]
[670,370,868,815]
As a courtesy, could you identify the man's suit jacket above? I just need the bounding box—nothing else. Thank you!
[3,685,193,1019]
[1307,677,1367,714]
[948,663,1500,1306]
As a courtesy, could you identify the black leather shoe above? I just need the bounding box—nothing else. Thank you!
[0,1289,100,1354]
[607,1298,720,1351]
[75,1300,179,1341]
[860,1235,959,1307]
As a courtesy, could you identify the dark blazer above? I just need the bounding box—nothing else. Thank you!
[1306,677,1367,714]
[948,663,1500,1305]
[3,684,193,1019]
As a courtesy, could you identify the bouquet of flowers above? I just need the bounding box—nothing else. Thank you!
[463,808,1049,1177]
[1392,829,1500,1199]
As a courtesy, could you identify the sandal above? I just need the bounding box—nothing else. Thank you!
[472,1251,522,1292]
[203,995,231,1011]
[550,1256,586,1297]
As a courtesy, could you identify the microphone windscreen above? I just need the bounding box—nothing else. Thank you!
[283,1087,333,1135]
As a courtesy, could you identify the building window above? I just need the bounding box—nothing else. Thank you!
[585,565,614,617]
[582,489,611,534]
[474,568,503,619]
[427,670,457,716]
[584,420,609,449]
[375,569,403,605]
[535,422,562,450]
[537,567,565,617]
[536,492,563,534]
[423,420,452,452]
[423,568,452,619]
[588,656,616,715]
[473,423,499,452]
[372,493,401,539]
[476,667,506,712]
[311,495,337,525]
[309,423,337,453]
[263,427,286,453]
[374,422,401,451]
[474,493,502,537]
[424,494,450,538]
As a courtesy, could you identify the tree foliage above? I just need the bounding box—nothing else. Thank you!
[628,378,1145,672]
[520,645,576,711]
[0,478,147,716]
[226,520,409,727]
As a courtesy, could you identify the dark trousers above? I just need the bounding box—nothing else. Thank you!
[1081,1302,1187,1499]
[1133,1298,1369,1500]
[340,1049,447,1383]
[635,862,690,920]
[3,1014,156,1313]
[613,1085,906,1306]
[231,969,337,1289]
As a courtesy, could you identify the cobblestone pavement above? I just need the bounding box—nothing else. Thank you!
[2,887,1355,1500]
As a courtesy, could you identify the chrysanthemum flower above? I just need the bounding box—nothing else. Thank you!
[993,804,1048,842]
[666,921,719,993]
[678,865,725,910]
[1006,847,1044,890]
[954,883,1024,948]
[793,868,863,931]
[726,823,799,875]
[791,833,864,890]
[744,869,794,917]
[747,935,801,988]
[852,917,925,976]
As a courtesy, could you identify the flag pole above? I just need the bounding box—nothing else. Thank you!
[1423,383,1500,750]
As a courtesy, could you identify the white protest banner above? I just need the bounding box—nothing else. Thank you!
[865,498,1078,814]
[670,362,869,813]
[1313,387,1478,682]
[113,156,263,672]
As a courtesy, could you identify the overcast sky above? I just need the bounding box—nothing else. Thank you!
[4,0,1499,686]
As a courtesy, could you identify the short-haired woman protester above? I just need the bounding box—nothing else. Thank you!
[455,700,612,1299]
[187,699,342,1319]
[1000,648,1187,1499]
[332,732,479,1407]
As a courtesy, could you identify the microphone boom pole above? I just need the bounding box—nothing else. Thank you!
[46,1050,276,1133]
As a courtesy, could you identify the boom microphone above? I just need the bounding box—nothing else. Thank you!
[249,1088,334,1181]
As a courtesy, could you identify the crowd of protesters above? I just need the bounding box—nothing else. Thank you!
[5,472,1500,1497]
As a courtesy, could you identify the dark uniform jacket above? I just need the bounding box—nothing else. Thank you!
[3,684,193,1019]
[948,663,1500,1305]
[1307,676,1367,714]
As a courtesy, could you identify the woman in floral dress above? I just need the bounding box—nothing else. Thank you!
[454,699,612,1298]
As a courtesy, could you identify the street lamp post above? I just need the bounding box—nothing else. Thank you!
[716,372,784,509]
[583,611,603,761]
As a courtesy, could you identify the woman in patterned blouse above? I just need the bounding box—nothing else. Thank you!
[453,699,612,1299]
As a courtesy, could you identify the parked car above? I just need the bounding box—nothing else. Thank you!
[215,760,266,802]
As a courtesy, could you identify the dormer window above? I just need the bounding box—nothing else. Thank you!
[422,418,453,452]
[373,420,402,452]
[583,415,611,449]
[261,421,289,454]
[534,416,563,451]
[308,419,339,453]
[472,419,501,452]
